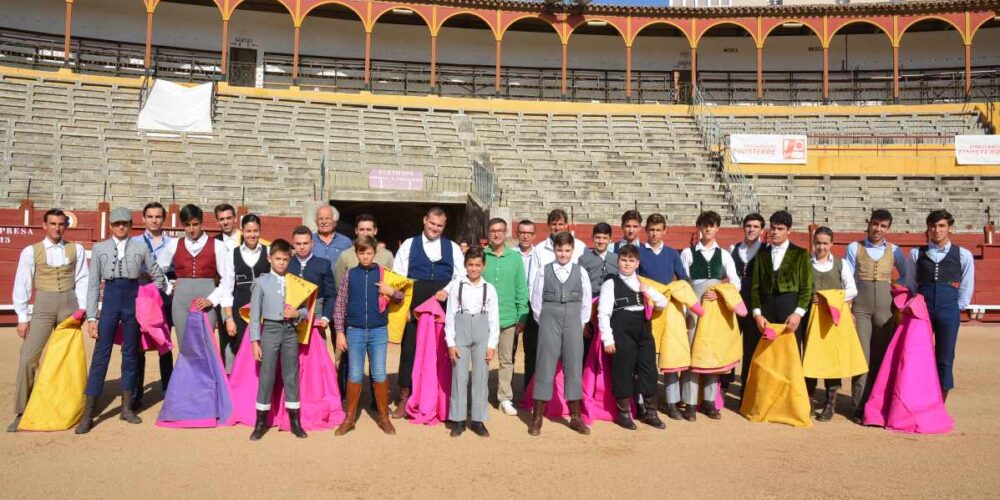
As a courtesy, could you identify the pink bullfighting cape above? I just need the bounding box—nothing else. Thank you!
[581,298,620,422]
[405,298,452,425]
[157,306,233,428]
[863,289,953,434]
[114,283,173,355]
[228,305,345,432]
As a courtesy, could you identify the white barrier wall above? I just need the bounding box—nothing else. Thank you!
[2,0,998,74]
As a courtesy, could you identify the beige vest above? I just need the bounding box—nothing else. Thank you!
[32,241,77,293]
[855,241,894,282]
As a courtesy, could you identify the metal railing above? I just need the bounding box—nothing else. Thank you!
[691,86,759,223]
[471,160,496,208]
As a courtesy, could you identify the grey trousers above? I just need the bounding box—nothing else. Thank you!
[449,312,490,423]
[256,320,300,410]
[673,280,720,405]
[852,280,894,410]
[534,302,584,402]
[15,290,78,414]
[495,325,517,403]
[171,278,218,349]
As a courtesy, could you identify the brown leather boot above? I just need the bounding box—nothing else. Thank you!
[642,394,666,429]
[335,381,362,436]
[527,400,544,436]
[568,400,590,435]
[374,381,396,435]
[391,387,410,419]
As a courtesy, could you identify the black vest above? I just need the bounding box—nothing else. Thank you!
[732,243,758,295]
[233,245,270,308]
[609,274,646,311]
[916,244,962,286]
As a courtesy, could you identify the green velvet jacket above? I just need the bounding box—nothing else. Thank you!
[750,242,814,314]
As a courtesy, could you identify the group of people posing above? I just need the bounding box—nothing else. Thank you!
[8,201,973,438]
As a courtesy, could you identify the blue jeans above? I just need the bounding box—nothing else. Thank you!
[346,326,388,383]
[86,279,140,396]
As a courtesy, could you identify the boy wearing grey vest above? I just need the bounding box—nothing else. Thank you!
[247,239,308,441]
[527,232,592,436]
[445,248,500,437]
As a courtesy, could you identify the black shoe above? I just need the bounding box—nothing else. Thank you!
[250,410,268,441]
[614,399,636,430]
[450,421,466,437]
[850,410,864,425]
[665,402,683,421]
[701,400,721,420]
[633,395,646,420]
[683,404,697,422]
[130,396,143,413]
[6,414,22,432]
[119,392,142,424]
[75,396,98,434]
[642,396,666,429]
[288,408,308,438]
[469,421,489,437]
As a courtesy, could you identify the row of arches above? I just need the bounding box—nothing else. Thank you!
[58,0,998,99]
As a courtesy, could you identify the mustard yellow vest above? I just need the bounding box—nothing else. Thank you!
[855,241,893,282]
[32,241,77,293]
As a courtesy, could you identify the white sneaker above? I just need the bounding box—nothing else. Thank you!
[499,400,518,416]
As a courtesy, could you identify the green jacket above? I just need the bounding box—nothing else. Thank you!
[484,245,529,328]
[750,243,813,316]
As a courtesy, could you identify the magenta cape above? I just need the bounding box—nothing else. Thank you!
[863,289,954,434]
[405,298,451,425]
[114,283,173,355]
[227,323,345,431]
[580,310,633,422]
[156,307,233,428]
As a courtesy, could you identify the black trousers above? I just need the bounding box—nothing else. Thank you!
[610,310,657,400]
[398,279,449,390]
[739,313,760,386]
[522,313,539,391]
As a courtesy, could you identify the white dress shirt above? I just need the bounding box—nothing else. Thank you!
[527,236,586,297]
[812,254,858,301]
[219,230,241,252]
[529,261,592,325]
[644,241,666,255]
[222,243,268,289]
[113,236,128,260]
[392,233,466,280]
[443,277,500,349]
[157,233,234,307]
[519,245,534,286]
[729,240,762,267]
[752,240,806,319]
[597,272,667,347]
[13,238,89,323]
[680,241,741,290]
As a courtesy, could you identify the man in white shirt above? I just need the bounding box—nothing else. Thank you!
[729,213,764,388]
[213,203,242,251]
[156,204,234,348]
[390,207,465,418]
[9,208,89,432]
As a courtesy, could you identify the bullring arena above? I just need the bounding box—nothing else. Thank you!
[1,0,1000,497]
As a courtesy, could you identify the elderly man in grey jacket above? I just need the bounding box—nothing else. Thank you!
[76,207,165,434]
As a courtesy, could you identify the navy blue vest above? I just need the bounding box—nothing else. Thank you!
[916,245,962,285]
[346,265,387,329]
[637,245,684,284]
[407,236,454,282]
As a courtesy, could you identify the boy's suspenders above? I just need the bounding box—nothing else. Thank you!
[457,282,488,314]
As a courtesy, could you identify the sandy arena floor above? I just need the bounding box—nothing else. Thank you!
[1,324,998,499]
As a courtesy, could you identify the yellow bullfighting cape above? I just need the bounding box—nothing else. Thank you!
[690,282,747,373]
[241,274,317,344]
[641,277,702,373]
[740,322,813,428]
[19,311,87,431]
[802,289,868,379]
[382,269,414,344]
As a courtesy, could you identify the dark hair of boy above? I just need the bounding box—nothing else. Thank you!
[179,204,203,224]
[926,209,954,227]
[769,210,793,229]
[356,213,378,227]
[617,244,640,260]
[696,211,722,228]
[593,222,612,236]
[214,203,235,216]
[488,218,507,229]
[552,231,575,247]
[142,202,166,217]
[270,238,293,256]
[645,213,666,228]
[621,210,642,225]
[291,225,312,237]
[742,213,765,226]
[241,214,262,228]
[869,209,893,226]
[464,246,485,264]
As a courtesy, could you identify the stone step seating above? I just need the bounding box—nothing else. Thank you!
[718,112,987,139]
[748,174,1000,232]
[465,110,728,223]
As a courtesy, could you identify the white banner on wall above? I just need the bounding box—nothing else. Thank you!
[955,135,1000,165]
[137,80,213,134]
[730,134,808,164]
